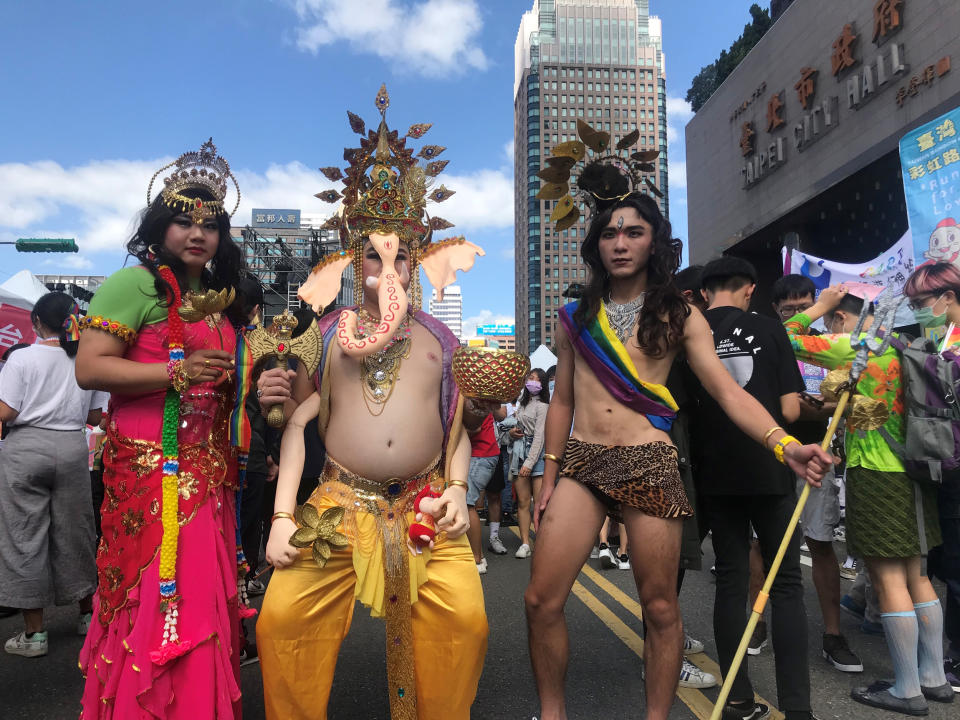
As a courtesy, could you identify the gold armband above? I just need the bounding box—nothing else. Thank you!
[762,426,783,448]
[271,512,296,523]
[446,480,468,491]
[773,435,801,465]
[544,452,563,464]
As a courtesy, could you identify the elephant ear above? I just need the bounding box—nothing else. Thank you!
[298,251,354,312]
[420,238,485,302]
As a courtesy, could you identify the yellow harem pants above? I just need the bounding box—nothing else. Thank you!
[257,533,488,719]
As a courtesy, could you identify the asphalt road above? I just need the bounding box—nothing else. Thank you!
[0,523,954,719]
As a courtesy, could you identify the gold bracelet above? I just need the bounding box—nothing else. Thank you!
[271,511,296,523]
[762,426,783,448]
[447,480,468,490]
[544,452,562,464]
[773,435,801,465]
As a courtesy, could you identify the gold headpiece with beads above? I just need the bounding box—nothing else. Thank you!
[314,84,456,249]
[147,138,241,223]
[538,120,662,232]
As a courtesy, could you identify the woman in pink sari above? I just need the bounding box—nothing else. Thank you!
[76,140,248,718]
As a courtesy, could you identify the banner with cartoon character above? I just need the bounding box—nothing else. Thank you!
[899,107,960,267]
[781,230,916,329]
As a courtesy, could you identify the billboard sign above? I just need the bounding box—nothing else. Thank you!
[252,209,301,229]
[477,323,515,336]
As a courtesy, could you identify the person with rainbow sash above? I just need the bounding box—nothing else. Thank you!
[522,163,833,719]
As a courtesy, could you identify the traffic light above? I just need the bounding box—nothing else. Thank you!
[15,238,79,253]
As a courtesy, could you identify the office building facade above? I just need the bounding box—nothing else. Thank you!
[514,0,668,354]
[429,285,464,341]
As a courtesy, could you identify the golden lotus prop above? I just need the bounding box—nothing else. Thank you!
[452,347,530,403]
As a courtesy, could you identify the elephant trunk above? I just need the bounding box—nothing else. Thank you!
[337,233,409,357]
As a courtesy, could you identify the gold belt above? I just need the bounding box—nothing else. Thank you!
[318,453,443,508]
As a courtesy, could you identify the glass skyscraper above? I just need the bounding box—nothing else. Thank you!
[514,0,668,354]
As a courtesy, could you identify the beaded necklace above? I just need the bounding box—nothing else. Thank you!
[156,265,186,657]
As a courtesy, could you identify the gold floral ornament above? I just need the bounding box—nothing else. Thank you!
[537,118,663,233]
[178,287,236,323]
[290,504,349,568]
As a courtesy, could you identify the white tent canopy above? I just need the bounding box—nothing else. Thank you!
[0,270,49,306]
[529,344,558,371]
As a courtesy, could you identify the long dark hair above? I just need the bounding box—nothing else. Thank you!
[519,367,550,406]
[573,193,688,358]
[126,188,244,305]
[31,292,80,357]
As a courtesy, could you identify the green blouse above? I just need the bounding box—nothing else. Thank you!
[81,266,201,342]
[785,312,905,473]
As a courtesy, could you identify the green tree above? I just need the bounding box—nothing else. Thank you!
[685,4,773,112]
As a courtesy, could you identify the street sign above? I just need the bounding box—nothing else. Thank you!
[15,238,79,253]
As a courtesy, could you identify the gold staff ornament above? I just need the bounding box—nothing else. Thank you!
[246,309,323,427]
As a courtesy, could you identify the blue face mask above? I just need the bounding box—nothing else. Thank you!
[548,380,555,395]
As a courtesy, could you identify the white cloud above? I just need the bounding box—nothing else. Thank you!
[668,156,687,197]
[500,245,515,260]
[0,155,514,256]
[43,254,94,270]
[461,309,514,337]
[289,0,487,77]
[666,96,694,146]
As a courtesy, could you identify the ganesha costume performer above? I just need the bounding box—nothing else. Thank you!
[256,86,491,720]
[78,141,254,718]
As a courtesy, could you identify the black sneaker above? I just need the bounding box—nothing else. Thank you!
[721,701,770,719]
[747,621,767,656]
[239,644,260,667]
[822,633,863,672]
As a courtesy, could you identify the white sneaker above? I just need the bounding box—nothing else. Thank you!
[598,544,617,569]
[488,536,507,555]
[683,634,704,655]
[476,557,488,575]
[679,657,717,689]
[77,612,92,636]
[4,631,48,658]
[617,553,630,570]
[515,543,531,559]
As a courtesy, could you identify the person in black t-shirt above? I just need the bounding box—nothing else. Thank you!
[695,257,813,720]
[771,274,863,674]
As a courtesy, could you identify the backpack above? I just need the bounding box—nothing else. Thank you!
[881,334,960,484]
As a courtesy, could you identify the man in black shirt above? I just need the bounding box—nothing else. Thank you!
[696,257,812,720]
[771,274,862,674]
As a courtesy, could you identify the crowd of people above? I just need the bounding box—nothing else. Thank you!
[0,113,957,720]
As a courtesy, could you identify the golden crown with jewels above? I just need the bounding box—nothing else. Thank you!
[147,138,241,223]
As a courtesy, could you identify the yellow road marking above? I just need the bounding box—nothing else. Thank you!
[508,526,784,720]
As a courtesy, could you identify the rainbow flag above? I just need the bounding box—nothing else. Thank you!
[558,301,678,430]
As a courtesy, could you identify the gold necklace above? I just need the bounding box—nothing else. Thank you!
[361,336,411,416]
[357,312,413,416]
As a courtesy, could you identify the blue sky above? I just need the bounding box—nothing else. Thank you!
[0,0,761,332]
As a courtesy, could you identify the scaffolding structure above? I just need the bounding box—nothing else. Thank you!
[232,224,352,321]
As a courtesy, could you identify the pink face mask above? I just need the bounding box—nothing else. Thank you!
[525,380,542,394]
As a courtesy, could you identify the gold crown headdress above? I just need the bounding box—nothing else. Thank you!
[315,84,455,249]
[538,120,661,232]
[147,138,241,223]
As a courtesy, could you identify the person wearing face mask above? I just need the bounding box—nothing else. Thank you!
[785,283,951,715]
[511,368,550,558]
[904,262,960,695]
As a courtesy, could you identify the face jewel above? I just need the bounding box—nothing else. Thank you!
[397,687,405,698]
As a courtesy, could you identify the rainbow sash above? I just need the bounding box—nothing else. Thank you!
[558,301,678,430]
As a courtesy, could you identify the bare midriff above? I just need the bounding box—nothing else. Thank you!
[323,320,445,482]
[569,342,677,448]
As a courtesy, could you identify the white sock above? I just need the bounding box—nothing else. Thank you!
[915,600,948,687]
[881,611,922,699]
[489,521,500,539]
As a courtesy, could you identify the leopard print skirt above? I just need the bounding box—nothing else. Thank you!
[559,438,693,520]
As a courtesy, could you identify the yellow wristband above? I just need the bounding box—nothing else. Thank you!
[773,435,801,464]
[544,452,562,464]
[447,480,468,490]
[271,511,296,523]
[762,425,783,448]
